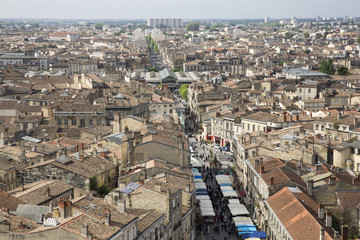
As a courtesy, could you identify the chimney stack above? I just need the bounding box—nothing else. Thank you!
[307,179,314,196]
[297,162,302,176]
[260,166,265,174]
[117,201,126,213]
[318,204,325,219]
[270,176,275,186]
[320,227,325,240]
[341,225,348,240]
[337,112,341,120]
[46,186,50,197]
[325,210,332,227]
[80,224,89,238]
[103,209,111,226]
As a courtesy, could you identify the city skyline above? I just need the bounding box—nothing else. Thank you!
[1,0,360,20]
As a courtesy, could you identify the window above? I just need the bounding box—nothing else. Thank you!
[308,89,311,93]
[247,124,250,131]
[316,124,319,130]
[64,119,68,126]
[252,125,255,131]
[72,119,77,125]
[58,119,62,125]
[299,89,302,93]
[89,119,93,126]
[97,119,102,125]
[80,119,85,126]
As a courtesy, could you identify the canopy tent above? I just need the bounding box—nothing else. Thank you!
[196,195,210,200]
[215,175,232,184]
[229,203,250,216]
[220,186,234,192]
[194,178,203,183]
[223,190,239,198]
[201,209,216,217]
[229,199,240,204]
[193,173,202,179]
[219,182,232,186]
[195,182,206,189]
[242,231,267,239]
[233,217,254,226]
[196,189,207,193]
[237,225,257,232]
[191,157,202,168]
[191,168,199,173]
[196,192,209,196]
[199,199,213,207]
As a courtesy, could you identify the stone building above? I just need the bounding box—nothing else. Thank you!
[23,153,118,192]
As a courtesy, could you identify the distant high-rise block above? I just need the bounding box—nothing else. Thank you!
[147,18,183,28]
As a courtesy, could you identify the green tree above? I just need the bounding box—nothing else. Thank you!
[179,84,189,101]
[172,67,183,72]
[338,66,349,75]
[333,120,340,130]
[90,176,97,191]
[357,37,360,43]
[303,32,310,38]
[185,22,200,31]
[149,67,157,72]
[319,59,335,75]
[97,185,110,197]
[95,24,103,30]
[113,32,120,36]
[284,32,294,39]
[277,61,284,67]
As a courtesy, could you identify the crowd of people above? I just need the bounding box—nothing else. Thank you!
[197,166,239,240]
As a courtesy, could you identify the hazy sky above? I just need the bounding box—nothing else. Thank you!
[1,0,360,19]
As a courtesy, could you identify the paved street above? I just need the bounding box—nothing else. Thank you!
[189,136,234,169]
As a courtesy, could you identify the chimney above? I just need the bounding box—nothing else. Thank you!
[270,176,275,186]
[216,111,220,117]
[318,204,325,219]
[290,115,293,121]
[283,113,286,122]
[58,198,72,218]
[337,112,341,120]
[92,148,97,157]
[315,164,322,173]
[320,227,325,240]
[117,200,126,213]
[103,209,111,226]
[354,117,359,128]
[341,225,348,240]
[307,179,314,196]
[185,184,190,192]
[46,186,51,197]
[325,210,332,227]
[309,112,312,118]
[80,224,89,238]
[260,166,265,174]
[79,153,84,161]
[99,151,106,159]
[1,204,9,214]
[297,163,302,176]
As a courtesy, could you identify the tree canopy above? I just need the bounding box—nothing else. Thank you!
[179,84,189,101]
[338,66,349,75]
[319,59,335,75]
[186,22,200,32]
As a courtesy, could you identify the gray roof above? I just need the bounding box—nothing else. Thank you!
[15,204,51,223]
[160,68,177,80]
[280,134,299,141]
[105,132,125,145]
[283,68,329,77]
